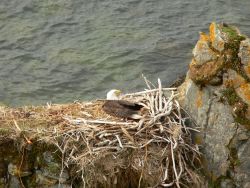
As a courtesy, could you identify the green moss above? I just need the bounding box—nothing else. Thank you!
[221,26,245,42]
[220,25,250,82]
[222,87,250,130]
[228,147,239,168]
[235,117,250,130]
[233,159,241,166]
[222,87,240,105]
[207,172,235,188]
[231,59,250,82]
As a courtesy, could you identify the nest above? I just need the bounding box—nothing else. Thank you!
[0,77,202,187]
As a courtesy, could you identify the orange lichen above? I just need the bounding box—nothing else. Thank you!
[239,83,250,101]
[200,32,210,42]
[189,57,224,84]
[231,73,247,89]
[196,89,203,108]
[240,83,249,89]
[189,59,197,69]
[217,40,224,51]
[209,22,216,43]
[224,79,234,88]
[244,64,250,75]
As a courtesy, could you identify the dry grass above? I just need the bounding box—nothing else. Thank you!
[0,77,202,187]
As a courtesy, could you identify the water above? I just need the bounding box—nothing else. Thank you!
[0,0,249,106]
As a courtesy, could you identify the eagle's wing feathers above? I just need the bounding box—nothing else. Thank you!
[117,100,143,110]
[102,100,143,119]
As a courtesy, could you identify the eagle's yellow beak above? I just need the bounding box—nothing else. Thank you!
[115,90,122,96]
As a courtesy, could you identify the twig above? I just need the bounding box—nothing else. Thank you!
[115,135,123,148]
[158,78,163,111]
[123,88,177,97]
[64,117,136,126]
[171,141,180,188]
[142,74,153,90]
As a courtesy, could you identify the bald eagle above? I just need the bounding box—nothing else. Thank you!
[102,89,144,119]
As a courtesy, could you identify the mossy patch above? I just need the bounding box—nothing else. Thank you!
[221,26,245,42]
[230,59,250,82]
[211,176,235,188]
[222,87,241,105]
[228,146,240,168]
[234,117,250,129]
[189,58,224,85]
[222,87,250,129]
[221,25,250,82]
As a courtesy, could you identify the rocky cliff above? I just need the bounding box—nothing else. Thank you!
[178,22,250,188]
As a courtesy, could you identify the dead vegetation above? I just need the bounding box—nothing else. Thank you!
[0,77,202,187]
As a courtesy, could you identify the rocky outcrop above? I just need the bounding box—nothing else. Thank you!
[179,22,250,188]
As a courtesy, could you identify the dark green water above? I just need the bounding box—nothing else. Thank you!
[0,0,249,106]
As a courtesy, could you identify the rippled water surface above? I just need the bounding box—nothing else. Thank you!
[0,0,250,106]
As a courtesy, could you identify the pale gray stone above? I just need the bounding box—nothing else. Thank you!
[210,23,225,52]
[239,38,250,79]
[8,176,21,188]
[178,74,249,188]
[192,39,219,65]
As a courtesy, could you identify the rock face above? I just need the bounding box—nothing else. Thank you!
[0,140,70,188]
[239,39,250,80]
[179,23,250,187]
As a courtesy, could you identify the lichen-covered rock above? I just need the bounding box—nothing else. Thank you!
[179,75,236,176]
[0,139,71,188]
[189,57,224,85]
[238,38,250,79]
[8,163,32,177]
[192,32,219,65]
[235,83,250,106]
[189,23,228,85]
[35,170,58,186]
[179,74,250,187]
[189,22,247,86]
[224,69,247,88]
[178,23,250,188]
[36,151,69,184]
[227,127,250,187]
[209,22,226,52]
[235,139,250,187]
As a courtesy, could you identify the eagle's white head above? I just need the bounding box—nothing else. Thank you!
[106,89,122,100]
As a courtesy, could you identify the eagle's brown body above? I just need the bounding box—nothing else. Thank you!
[102,100,143,119]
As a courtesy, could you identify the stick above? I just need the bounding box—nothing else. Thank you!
[171,141,180,188]
[115,135,123,148]
[123,88,177,97]
[158,78,163,111]
[64,117,136,126]
[142,74,153,90]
